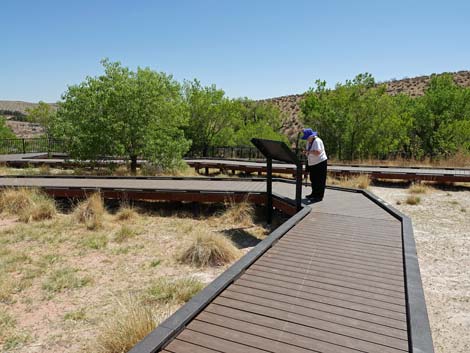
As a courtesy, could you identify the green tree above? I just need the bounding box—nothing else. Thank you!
[183,80,239,153]
[412,74,470,159]
[301,73,411,160]
[0,116,16,139]
[52,60,190,173]
[26,101,56,135]
[233,99,287,145]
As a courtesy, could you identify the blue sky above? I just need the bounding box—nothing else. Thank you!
[1,0,469,102]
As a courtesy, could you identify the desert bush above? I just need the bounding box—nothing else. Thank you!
[116,206,138,221]
[177,228,239,267]
[74,193,105,229]
[406,195,421,205]
[328,174,370,189]
[95,296,158,353]
[0,188,56,222]
[221,198,254,226]
[145,277,204,304]
[409,183,432,194]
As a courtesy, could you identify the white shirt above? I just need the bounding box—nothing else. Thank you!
[306,137,327,166]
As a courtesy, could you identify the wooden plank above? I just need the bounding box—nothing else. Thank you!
[176,330,267,353]
[215,294,408,340]
[257,257,405,287]
[278,238,404,259]
[164,339,221,353]
[247,268,405,305]
[284,233,403,250]
[264,249,405,280]
[251,262,405,295]
[188,320,316,353]
[267,247,405,274]
[287,231,403,247]
[206,303,408,353]
[273,243,404,267]
[196,311,368,353]
[235,278,406,320]
[247,266,405,300]
[226,285,407,329]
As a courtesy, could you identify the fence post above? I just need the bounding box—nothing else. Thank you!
[22,138,26,154]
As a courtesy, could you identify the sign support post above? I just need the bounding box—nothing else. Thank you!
[251,138,303,225]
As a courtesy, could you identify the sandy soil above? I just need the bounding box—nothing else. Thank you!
[0,202,268,353]
[370,184,470,353]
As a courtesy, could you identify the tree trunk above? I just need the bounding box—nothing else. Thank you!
[130,155,138,175]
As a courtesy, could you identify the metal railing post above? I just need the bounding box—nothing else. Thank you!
[267,157,273,225]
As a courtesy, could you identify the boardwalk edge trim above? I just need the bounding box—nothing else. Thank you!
[128,194,311,353]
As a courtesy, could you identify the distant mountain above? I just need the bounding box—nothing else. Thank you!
[0,100,56,114]
[261,70,470,141]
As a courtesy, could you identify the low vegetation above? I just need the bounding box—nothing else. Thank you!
[145,277,204,304]
[327,174,371,189]
[95,296,157,353]
[177,227,239,267]
[406,195,421,205]
[74,192,105,229]
[409,183,432,194]
[0,194,266,352]
[0,188,56,222]
[221,198,254,226]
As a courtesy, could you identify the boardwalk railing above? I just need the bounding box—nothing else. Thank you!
[0,138,65,154]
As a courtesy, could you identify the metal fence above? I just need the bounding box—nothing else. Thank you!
[0,138,66,155]
[0,138,305,162]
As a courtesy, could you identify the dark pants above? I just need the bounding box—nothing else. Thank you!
[307,160,327,199]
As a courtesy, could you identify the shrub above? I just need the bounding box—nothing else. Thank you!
[0,188,56,222]
[95,296,158,353]
[406,195,421,205]
[409,183,431,194]
[145,277,204,304]
[74,193,105,229]
[177,228,239,267]
[221,198,254,226]
[116,206,138,221]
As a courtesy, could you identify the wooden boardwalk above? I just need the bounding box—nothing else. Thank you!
[155,190,410,353]
[0,176,434,352]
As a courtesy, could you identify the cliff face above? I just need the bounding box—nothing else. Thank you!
[261,70,470,141]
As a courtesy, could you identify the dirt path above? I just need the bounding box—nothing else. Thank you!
[370,185,470,353]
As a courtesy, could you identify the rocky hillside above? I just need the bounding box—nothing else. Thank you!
[262,70,470,141]
[0,101,54,137]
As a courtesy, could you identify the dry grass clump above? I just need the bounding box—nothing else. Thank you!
[74,193,106,230]
[408,183,432,194]
[113,225,137,243]
[221,198,254,226]
[177,228,239,267]
[95,296,158,353]
[406,195,421,205]
[116,206,138,221]
[328,174,370,189]
[145,277,204,304]
[0,188,56,222]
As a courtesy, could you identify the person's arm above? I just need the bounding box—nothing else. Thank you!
[308,140,322,156]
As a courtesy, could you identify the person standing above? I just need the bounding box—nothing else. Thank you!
[301,128,328,201]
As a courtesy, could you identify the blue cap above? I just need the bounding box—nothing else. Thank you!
[301,128,318,140]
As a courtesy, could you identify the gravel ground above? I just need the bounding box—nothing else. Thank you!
[370,184,470,353]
